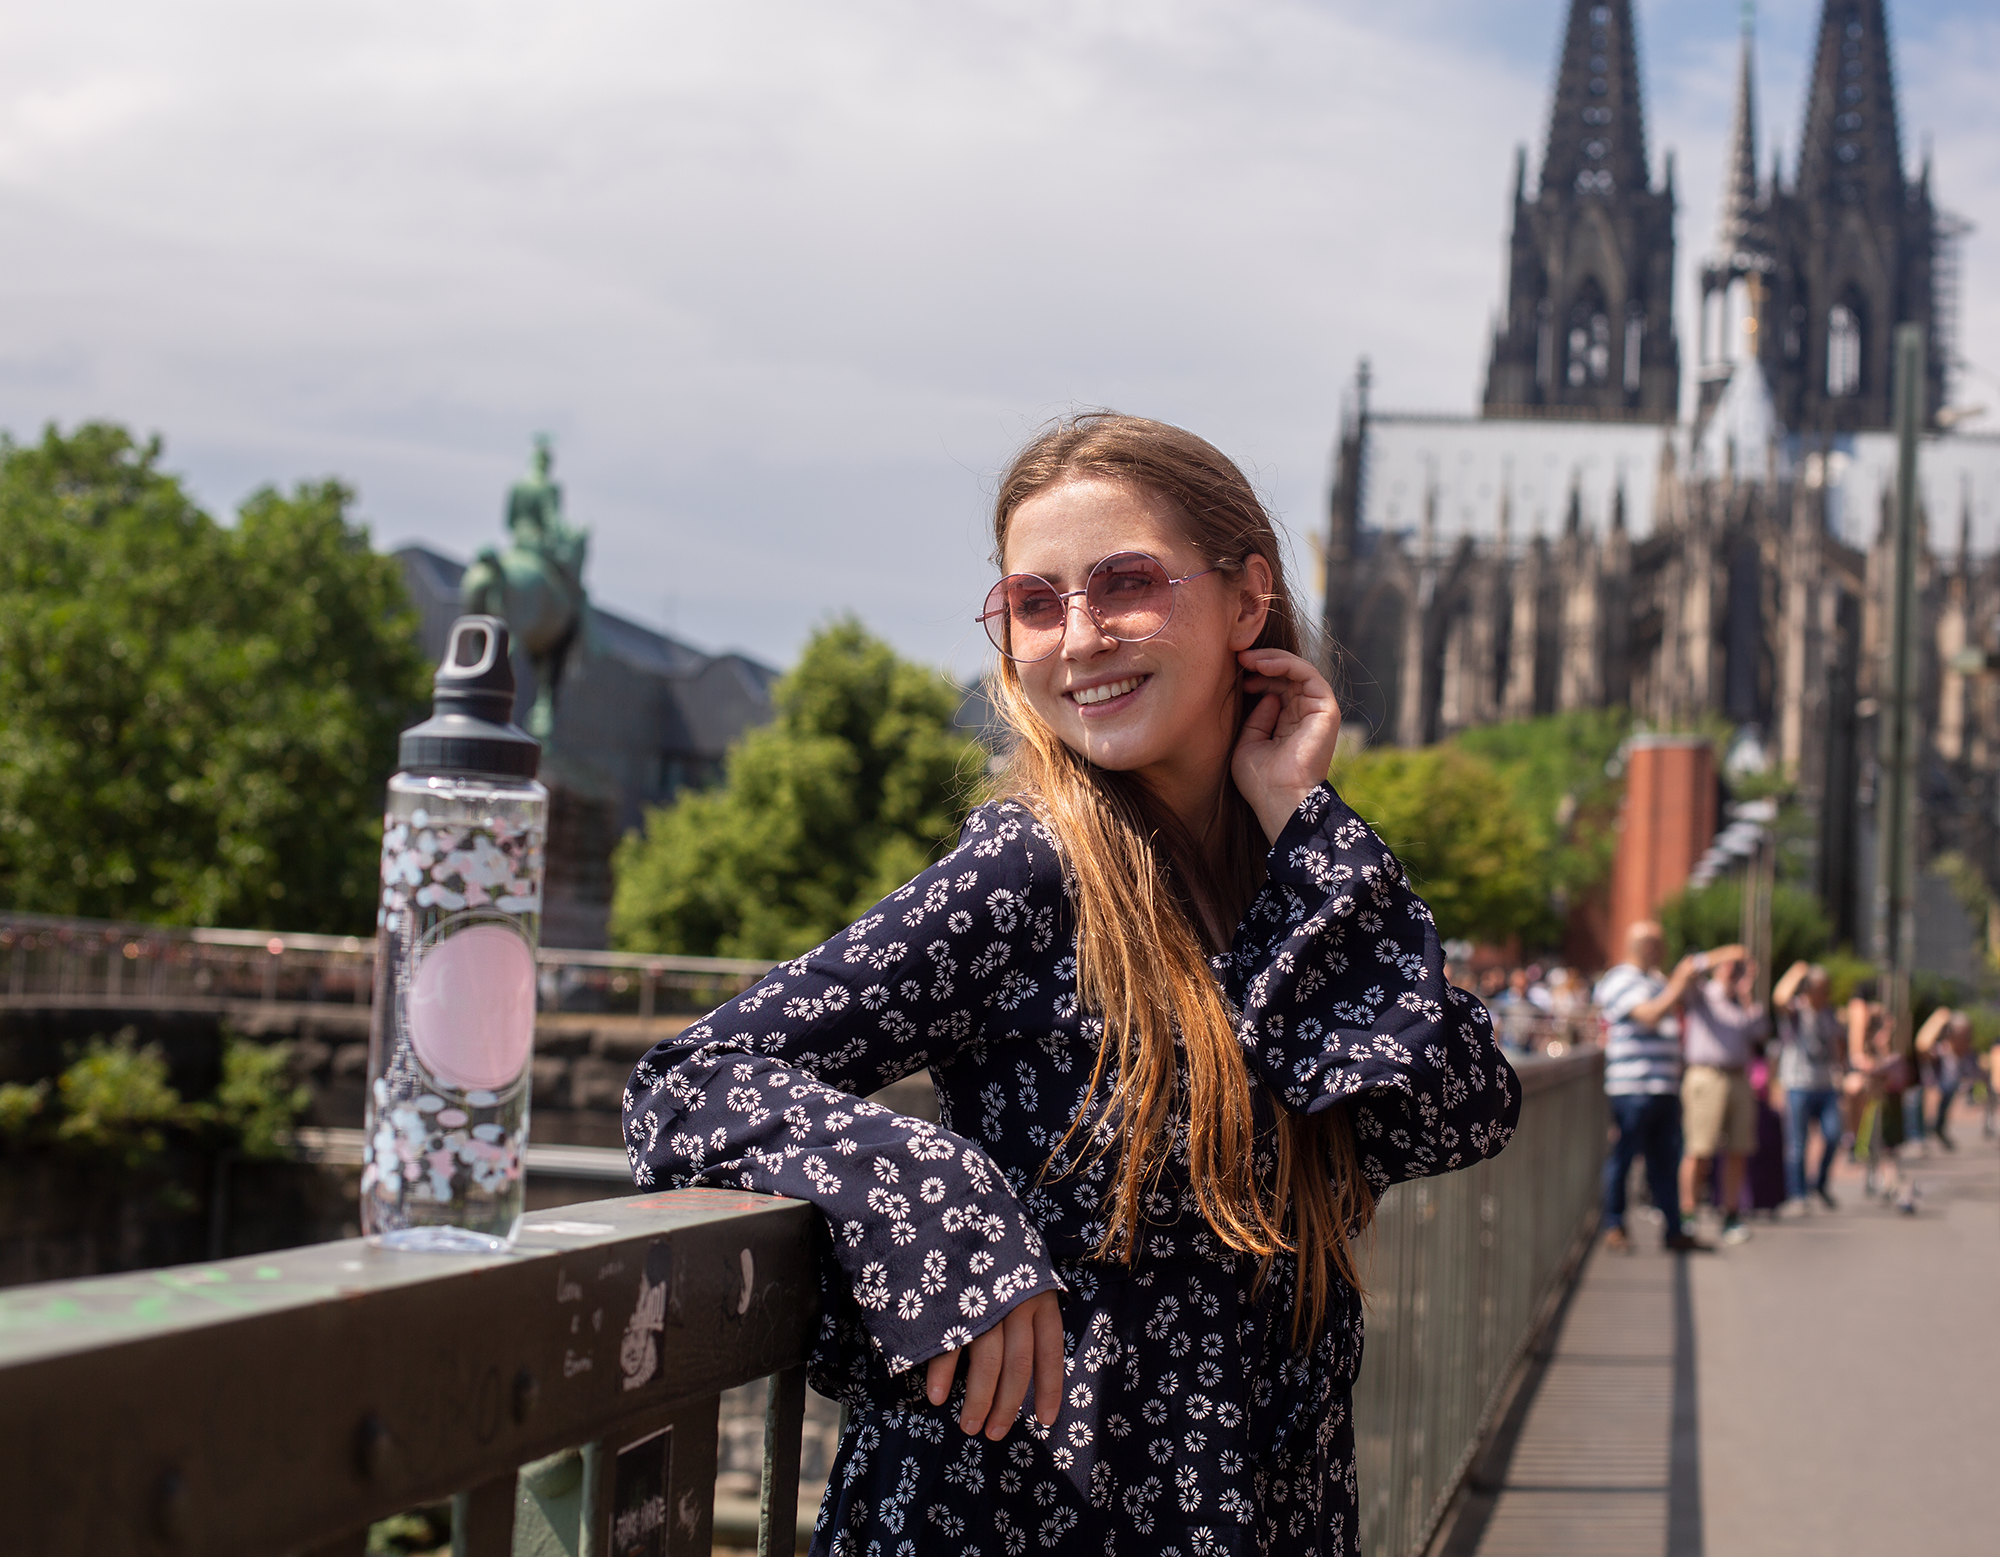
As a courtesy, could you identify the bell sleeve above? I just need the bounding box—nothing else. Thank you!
[1216,782,1521,1193]
[621,801,1065,1378]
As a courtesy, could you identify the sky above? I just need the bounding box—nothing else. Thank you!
[0,0,1995,681]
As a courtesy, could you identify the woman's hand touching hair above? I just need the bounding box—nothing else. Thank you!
[1232,648,1343,844]
[924,1289,1064,1439]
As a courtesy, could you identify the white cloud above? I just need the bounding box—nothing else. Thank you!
[0,0,1991,674]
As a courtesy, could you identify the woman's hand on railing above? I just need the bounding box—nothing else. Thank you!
[924,1289,1064,1440]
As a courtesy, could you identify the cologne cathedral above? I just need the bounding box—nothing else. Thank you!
[1321,0,1999,952]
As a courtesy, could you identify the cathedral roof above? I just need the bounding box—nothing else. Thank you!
[1358,414,1672,543]
[1819,432,2000,552]
[1351,414,2000,560]
[1695,353,1781,482]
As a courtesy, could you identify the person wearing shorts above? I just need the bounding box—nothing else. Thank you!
[1679,949,1766,1244]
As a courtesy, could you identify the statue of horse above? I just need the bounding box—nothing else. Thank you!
[461,436,590,741]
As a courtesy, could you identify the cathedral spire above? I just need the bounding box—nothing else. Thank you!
[1716,5,1761,259]
[1484,0,1678,422]
[1767,0,1938,431]
[1541,0,1650,201]
[1796,0,1904,210]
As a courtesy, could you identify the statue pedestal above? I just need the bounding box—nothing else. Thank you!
[540,756,620,951]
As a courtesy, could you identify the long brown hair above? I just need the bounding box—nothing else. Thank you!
[988,411,1373,1339]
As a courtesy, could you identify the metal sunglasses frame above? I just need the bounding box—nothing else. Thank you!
[975,550,1219,663]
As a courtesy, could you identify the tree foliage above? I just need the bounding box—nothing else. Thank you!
[611,619,981,960]
[1454,708,1629,912]
[1654,878,1832,974]
[1333,710,1631,949]
[1331,744,1549,946]
[0,1029,309,1170]
[0,423,429,931]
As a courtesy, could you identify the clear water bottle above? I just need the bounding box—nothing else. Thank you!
[363,615,547,1252]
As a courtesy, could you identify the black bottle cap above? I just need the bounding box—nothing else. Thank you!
[397,616,541,780]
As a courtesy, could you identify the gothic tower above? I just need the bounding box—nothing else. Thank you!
[1482,0,1681,423]
[1765,0,1941,432]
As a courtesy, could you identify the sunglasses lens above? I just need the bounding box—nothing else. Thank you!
[1087,553,1175,640]
[984,575,1064,660]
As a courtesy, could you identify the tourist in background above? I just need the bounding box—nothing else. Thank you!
[1493,966,1542,1054]
[1846,983,1915,1214]
[1914,1006,1974,1151]
[1773,960,1845,1212]
[1678,946,1763,1245]
[1543,966,1587,1051]
[1594,921,1707,1253]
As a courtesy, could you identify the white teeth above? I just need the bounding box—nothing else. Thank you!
[1071,677,1142,706]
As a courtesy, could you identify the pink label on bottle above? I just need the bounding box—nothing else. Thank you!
[408,923,536,1091]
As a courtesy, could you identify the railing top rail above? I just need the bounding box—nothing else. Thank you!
[0,910,776,979]
[0,911,369,957]
[0,1191,818,1557]
[536,946,778,977]
[0,1190,807,1365]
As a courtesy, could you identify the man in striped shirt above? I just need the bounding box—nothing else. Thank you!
[1594,920,1713,1252]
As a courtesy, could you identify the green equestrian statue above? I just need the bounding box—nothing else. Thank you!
[461,436,590,741]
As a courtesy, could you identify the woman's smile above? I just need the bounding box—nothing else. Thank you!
[1067,673,1149,711]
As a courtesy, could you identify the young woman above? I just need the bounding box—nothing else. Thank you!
[623,414,1520,1557]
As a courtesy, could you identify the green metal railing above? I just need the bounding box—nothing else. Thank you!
[0,1047,1606,1557]
[1354,1047,1605,1556]
[0,910,772,1021]
[0,1191,817,1557]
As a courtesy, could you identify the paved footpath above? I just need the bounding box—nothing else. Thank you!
[1462,1099,2000,1557]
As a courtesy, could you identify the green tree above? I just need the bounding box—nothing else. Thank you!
[1455,707,1629,913]
[1330,710,1631,949]
[1331,744,1549,945]
[611,619,981,959]
[1654,878,1832,974]
[0,423,429,931]
[0,1029,308,1170]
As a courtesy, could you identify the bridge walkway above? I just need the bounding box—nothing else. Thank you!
[1449,1097,1999,1557]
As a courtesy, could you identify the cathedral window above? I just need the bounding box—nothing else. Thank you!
[1624,311,1644,393]
[1827,304,1862,397]
[1568,287,1612,387]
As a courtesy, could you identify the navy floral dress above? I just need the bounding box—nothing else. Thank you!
[623,783,1518,1556]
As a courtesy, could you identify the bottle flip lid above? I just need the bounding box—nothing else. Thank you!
[398,616,542,780]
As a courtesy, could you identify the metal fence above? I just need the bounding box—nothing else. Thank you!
[0,1024,1606,1557]
[1354,1047,1605,1557]
[0,1190,819,1557]
[0,910,772,1021]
